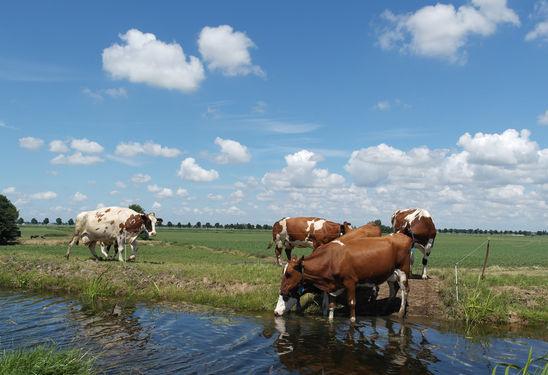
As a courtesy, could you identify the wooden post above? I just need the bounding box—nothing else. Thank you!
[480,240,490,280]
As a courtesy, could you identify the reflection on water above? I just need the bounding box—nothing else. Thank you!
[0,290,546,374]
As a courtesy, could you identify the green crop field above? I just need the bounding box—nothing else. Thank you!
[0,225,546,324]
[12,225,548,268]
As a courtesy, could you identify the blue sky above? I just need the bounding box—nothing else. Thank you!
[1,0,547,230]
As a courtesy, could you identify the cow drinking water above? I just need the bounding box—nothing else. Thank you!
[274,233,413,322]
[65,207,160,261]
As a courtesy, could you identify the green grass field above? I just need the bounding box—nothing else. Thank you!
[0,225,546,324]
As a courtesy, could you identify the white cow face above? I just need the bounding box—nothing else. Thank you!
[274,294,298,317]
[144,213,161,236]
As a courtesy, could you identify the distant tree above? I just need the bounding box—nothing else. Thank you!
[129,204,144,214]
[17,217,24,225]
[205,222,211,229]
[177,222,182,228]
[31,218,38,224]
[167,221,173,227]
[0,194,20,245]
[195,221,202,229]
[55,217,63,225]
[214,222,221,229]
[186,222,192,228]
[43,218,50,225]
[67,218,75,226]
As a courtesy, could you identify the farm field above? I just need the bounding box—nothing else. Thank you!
[1,225,546,325]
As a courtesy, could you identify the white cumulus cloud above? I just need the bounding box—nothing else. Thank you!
[198,25,264,76]
[102,29,205,93]
[2,187,16,194]
[51,152,104,165]
[115,141,181,158]
[214,137,251,164]
[19,137,44,150]
[457,129,538,166]
[378,0,520,63]
[538,110,548,125]
[30,191,57,200]
[72,192,88,202]
[147,184,173,198]
[262,150,345,189]
[177,158,219,182]
[131,173,151,184]
[49,140,69,153]
[70,138,104,153]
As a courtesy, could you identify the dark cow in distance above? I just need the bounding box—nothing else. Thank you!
[391,208,436,279]
[268,217,352,266]
[275,233,413,322]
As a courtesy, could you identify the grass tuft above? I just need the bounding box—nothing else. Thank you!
[0,345,94,375]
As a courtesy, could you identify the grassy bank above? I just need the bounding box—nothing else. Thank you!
[0,226,546,325]
[435,268,548,327]
[0,345,94,375]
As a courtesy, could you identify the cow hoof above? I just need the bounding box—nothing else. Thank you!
[128,255,136,261]
[422,274,429,280]
[350,317,356,323]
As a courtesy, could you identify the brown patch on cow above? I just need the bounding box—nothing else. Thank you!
[110,221,114,225]
[124,214,143,233]
[98,218,102,222]
[105,208,111,213]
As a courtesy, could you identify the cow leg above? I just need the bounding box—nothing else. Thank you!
[128,241,138,261]
[88,241,100,260]
[344,280,357,323]
[274,244,283,266]
[100,243,109,259]
[422,254,430,279]
[387,271,400,300]
[328,295,336,322]
[284,245,293,262]
[396,270,409,319]
[322,292,329,316]
[117,236,125,262]
[65,235,79,259]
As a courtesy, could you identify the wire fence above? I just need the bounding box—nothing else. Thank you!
[454,239,490,302]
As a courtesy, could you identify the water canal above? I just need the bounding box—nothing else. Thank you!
[0,290,546,374]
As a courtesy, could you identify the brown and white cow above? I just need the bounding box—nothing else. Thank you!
[268,217,352,266]
[391,208,436,279]
[275,233,413,322]
[65,207,160,261]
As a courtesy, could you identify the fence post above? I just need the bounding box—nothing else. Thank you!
[454,264,459,302]
[480,240,490,280]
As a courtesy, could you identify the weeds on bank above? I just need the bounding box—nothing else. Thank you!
[81,266,115,306]
[0,345,94,375]
[492,347,548,375]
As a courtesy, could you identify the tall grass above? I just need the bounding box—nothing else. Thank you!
[491,347,548,375]
[81,266,114,306]
[0,345,94,375]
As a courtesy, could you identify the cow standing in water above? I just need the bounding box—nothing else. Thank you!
[391,208,436,279]
[274,233,413,322]
[66,207,160,261]
[268,217,352,266]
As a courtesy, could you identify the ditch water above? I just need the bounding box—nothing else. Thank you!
[0,290,546,374]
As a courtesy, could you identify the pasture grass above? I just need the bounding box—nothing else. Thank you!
[434,268,548,328]
[0,226,546,325]
[0,345,94,375]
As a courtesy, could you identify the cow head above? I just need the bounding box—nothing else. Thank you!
[274,256,304,316]
[341,221,353,234]
[141,213,162,236]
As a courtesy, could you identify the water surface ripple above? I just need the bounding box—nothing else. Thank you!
[0,291,546,374]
